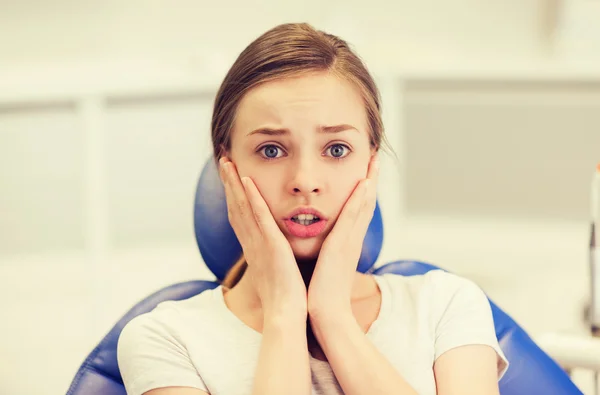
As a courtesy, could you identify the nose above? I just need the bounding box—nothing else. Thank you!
[287,155,322,197]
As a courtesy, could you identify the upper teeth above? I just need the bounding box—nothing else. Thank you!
[293,214,318,221]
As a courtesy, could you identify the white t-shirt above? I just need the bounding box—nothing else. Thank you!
[118,270,509,395]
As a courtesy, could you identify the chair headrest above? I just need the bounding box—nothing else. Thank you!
[193,158,384,280]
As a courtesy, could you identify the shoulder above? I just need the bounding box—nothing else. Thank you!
[375,270,508,379]
[379,269,492,323]
[117,288,220,394]
[376,269,484,305]
[374,270,494,341]
[119,286,220,346]
[124,287,218,332]
[424,269,486,303]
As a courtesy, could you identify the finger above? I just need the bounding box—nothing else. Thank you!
[367,152,379,181]
[220,159,260,241]
[341,153,377,225]
[366,153,380,200]
[357,179,377,231]
[330,154,380,242]
[225,161,260,234]
[218,156,230,183]
[241,176,282,236]
[220,163,249,242]
[368,152,379,204]
[329,179,369,240]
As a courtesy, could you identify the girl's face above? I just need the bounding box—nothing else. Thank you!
[229,71,374,260]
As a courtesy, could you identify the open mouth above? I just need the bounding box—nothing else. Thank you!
[290,214,320,226]
[284,213,327,238]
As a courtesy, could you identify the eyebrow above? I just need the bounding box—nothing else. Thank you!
[247,124,358,136]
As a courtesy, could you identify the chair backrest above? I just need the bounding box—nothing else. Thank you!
[67,158,583,395]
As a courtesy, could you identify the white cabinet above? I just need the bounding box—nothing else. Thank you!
[403,79,600,221]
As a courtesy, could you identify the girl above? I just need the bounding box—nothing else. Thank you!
[118,23,508,395]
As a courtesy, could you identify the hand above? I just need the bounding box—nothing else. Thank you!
[307,153,379,318]
[219,157,307,318]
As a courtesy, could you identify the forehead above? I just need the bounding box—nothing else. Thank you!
[234,72,367,133]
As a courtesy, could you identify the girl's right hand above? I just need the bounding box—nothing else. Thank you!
[219,157,307,319]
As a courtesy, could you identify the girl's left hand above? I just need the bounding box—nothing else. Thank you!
[307,153,380,319]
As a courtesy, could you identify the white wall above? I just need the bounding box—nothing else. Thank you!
[2,1,600,394]
[2,0,589,93]
[0,1,542,65]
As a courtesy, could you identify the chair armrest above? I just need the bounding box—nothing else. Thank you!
[535,332,600,371]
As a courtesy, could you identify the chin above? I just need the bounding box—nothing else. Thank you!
[289,237,323,261]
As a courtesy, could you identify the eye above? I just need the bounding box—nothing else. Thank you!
[325,143,351,159]
[258,144,284,160]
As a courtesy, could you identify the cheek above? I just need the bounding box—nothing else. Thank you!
[247,172,282,211]
[328,155,370,212]
[229,159,275,202]
[330,173,363,212]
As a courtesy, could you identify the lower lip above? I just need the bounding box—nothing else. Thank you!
[283,219,327,238]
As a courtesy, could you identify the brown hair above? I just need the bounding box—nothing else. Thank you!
[211,23,390,288]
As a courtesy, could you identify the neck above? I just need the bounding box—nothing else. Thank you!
[294,257,322,358]
[296,257,318,290]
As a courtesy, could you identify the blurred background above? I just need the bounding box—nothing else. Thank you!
[1,0,600,393]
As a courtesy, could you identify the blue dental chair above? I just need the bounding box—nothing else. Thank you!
[66,158,583,395]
